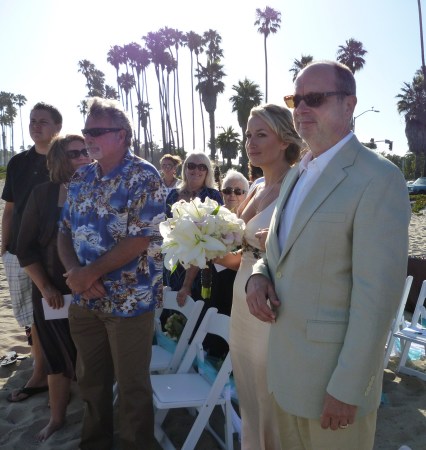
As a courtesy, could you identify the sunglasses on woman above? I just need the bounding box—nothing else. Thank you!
[283,91,350,109]
[66,148,89,159]
[221,187,246,196]
[187,162,208,171]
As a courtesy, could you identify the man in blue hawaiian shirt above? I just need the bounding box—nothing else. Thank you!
[58,97,166,450]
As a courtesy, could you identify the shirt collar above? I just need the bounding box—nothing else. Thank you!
[298,132,353,175]
[94,149,134,180]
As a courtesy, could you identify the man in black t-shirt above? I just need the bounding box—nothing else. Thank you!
[2,102,62,402]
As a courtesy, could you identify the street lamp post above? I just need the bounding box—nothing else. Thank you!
[353,107,380,132]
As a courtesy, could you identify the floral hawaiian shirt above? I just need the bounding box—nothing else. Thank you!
[59,150,167,316]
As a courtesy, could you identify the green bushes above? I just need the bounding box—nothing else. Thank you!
[410,194,426,214]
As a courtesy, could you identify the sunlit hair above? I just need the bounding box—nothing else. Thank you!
[222,169,249,192]
[302,60,356,96]
[31,102,63,125]
[180,152,216,190]
[86,97,133,147]
[160,153,182,167]
[47,134,85,183]
[249,104,302,165]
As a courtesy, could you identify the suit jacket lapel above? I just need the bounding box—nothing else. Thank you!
[267,166,300,264]
[277,137,361,264]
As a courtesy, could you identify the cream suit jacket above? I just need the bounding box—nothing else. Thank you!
[252,136,411,419]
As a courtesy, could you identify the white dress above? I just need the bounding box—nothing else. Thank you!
[230,200,282,450]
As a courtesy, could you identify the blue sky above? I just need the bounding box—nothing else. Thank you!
[0,0,420,157]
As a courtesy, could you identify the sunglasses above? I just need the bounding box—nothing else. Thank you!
[221,187,246,196]
[187,162,208,171]
[66,148,89,159]
[81,128,123,138]
[284,91,350,109]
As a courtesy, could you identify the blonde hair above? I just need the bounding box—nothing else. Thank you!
[249,104,302,165]
[47,134,85,183]
[180,152,216,190]
[160,153,182,167]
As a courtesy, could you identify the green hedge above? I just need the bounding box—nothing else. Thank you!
[410,194,426,214]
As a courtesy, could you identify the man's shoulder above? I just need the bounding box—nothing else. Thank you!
[7,147,35,168]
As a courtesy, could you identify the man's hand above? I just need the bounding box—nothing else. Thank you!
[320,393,357,430]
[246,274,280,323]
[80,279,107,300]
[64,266,98,294]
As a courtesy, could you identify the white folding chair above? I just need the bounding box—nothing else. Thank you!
[152,307,234,450]
[151,287,204,374]
[113,288,204,406]
[384,275,414,367]
[394,280,426,381]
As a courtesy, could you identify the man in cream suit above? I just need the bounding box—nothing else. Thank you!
[246,61,411,449]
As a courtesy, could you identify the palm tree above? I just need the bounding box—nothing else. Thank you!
[289,55,314,82]
[78,60,106,97]
[229,78,263,175]
[215,126,241,168]
[107,45,125,98]
[185,31,204,150]
[78,100,88,124]
[195,61,226,160]
[396,69,426,176]
[0,92,16,164]
[13,94,27,150]
[417,0,426,84]
[254,6,281,102]
[336,38,367,74]
[161,27,186,151]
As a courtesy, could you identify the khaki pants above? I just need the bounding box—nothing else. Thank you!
[273,396,377,450]
[69,304,155,450]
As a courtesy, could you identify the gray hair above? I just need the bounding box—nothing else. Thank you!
[222,169,249,192]
[86,97,133,147]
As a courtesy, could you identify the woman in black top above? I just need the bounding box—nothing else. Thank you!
[16,134,91,442]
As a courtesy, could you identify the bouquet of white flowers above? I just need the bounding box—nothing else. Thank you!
[160,197,245,298]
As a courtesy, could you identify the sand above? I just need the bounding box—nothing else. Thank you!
[0,181,425,450]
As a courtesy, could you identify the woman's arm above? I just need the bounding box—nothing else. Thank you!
[24,263,64,309]
[176,265,200,306]
[214,250,242,271]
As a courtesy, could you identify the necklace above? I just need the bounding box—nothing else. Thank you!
[252,170,288,214]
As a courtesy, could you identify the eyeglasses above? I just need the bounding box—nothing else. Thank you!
[66,148,89,159]
[81,128,123,138]
[187,162,208,171]
[284,91,350,109]
[221,187,246,196]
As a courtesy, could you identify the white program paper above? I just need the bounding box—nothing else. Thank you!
[42,294,73,320]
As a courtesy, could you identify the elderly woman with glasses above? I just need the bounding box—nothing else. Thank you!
[220,169,249,212]
[16,134,91,442]
[164,152,222,305]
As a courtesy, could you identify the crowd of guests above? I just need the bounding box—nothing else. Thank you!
[1,60,410,450]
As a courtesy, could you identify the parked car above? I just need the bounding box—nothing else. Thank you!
[408,177,426,194]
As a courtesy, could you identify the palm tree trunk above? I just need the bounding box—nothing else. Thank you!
[190,53,196,149]
[418,0,426,86]
[264,36,268,102]
[19,106,24,150]
[209,111,216,160]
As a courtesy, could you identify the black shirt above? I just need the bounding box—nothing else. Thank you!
[2,146,49,254]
